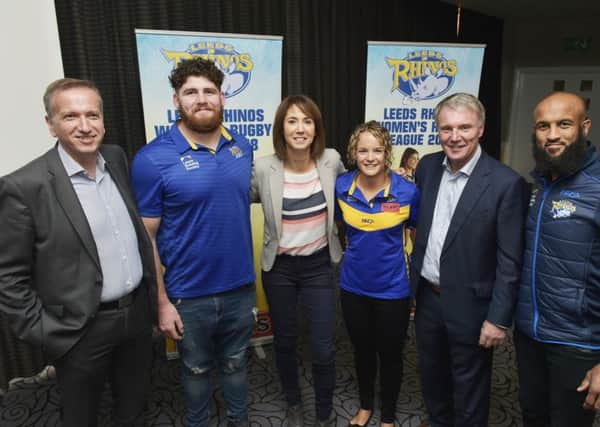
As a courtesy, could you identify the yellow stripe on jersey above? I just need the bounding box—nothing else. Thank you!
[338,199,410,231]
[221,126,233,141]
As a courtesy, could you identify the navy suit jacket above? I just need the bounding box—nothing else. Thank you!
[0,144,157,360]
[410,149,528,344]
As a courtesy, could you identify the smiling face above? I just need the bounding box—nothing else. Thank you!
[45,87,105,169]
[355,131,387,178]
[437,106,484,171]
[406,153,419,170]
[174,75,225,134]
[534,92,591,159]
[283,104,316,155]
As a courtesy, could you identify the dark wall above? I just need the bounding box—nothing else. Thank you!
[54,0,503,161]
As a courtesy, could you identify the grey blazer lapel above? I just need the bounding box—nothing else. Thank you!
[45,149,102,271]
[442,153,491,254]
[269,160,284,239]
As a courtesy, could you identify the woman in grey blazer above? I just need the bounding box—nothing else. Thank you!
[251,95,345,427]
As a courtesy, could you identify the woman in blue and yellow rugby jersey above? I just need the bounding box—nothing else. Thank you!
[335,121,420,427]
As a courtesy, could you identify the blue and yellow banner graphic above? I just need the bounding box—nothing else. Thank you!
[135,29,282,348]
[365,42,485,163]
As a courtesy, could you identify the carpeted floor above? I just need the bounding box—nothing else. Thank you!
[1,319,598,426]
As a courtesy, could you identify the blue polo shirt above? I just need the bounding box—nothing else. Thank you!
[335,170,420,299]
[131,123,255,298]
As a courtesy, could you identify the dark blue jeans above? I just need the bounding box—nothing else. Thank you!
[174,284,256,427]
[262,248,336,421]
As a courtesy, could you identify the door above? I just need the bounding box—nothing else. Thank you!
[505,67,599,180]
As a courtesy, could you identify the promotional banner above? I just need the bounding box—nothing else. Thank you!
[365,42,485,165]
[135,29,282,349]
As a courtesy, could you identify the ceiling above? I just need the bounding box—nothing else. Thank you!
[441,0,600,19]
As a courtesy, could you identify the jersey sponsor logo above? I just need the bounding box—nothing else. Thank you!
[551,199,576,219]
[381,202,400,212]
[180,155,200,171]
[559,189,581,199]
[337,199,409,231]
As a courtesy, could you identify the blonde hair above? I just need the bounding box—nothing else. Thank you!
[346,120,393,171]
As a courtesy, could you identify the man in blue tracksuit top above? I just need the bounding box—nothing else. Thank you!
[514,91,600,426]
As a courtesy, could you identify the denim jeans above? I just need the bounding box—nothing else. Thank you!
[262,248,336,421]
[174,284,256,427]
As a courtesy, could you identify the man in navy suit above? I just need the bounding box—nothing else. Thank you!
[411,93,528,427]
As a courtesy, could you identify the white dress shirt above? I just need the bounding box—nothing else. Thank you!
[58,144,143,301]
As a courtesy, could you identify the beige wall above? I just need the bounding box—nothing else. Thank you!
[0,1,63,176]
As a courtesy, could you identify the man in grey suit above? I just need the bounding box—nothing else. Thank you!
[0,78,156,426]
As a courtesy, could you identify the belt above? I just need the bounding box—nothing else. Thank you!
[420,276,440,296]
[98,287,139,311]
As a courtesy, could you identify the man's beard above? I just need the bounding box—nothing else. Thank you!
[180,105,224,133]
[532,129,587,178]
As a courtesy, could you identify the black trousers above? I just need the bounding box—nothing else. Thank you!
[54,288,153,427]
[262,248,336,421]
[415,284,493,427]
[340,289,411,424]
[514,329,600,427]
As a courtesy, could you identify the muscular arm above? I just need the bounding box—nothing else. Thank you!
[0,178,43,345]
[141,217,184,340]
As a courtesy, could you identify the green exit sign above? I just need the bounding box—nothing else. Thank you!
[564,37,591,52]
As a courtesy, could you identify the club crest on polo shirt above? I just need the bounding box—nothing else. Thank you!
[229,145,244,159]
[551,199,576,219]
[180,155,200,171]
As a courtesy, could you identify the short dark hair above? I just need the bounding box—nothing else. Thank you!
[43,78,102,117]
[399,147,419,168]
[272,95,326,161]
[169,57,224,92]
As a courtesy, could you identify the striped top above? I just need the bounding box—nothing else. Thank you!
[278,167,328,256]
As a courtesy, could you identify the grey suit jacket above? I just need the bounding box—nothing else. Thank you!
[0,144,157,360]
[251,148,346,271]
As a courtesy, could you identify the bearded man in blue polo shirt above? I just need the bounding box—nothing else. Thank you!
[131,58,256,427]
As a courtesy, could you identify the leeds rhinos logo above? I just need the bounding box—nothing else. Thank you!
[551,199,576,219]
[162,41,254,98]
[385,50,457,103]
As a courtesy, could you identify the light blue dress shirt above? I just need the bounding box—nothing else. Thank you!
[58,144,143,302]
[421,144,482,286]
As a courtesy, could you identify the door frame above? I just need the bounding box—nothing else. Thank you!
[505,66,600,177]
